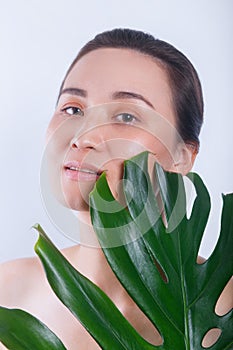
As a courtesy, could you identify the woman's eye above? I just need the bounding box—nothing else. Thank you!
[114,113,138,124]
[61,106,84,116]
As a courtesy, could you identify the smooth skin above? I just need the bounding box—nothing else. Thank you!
[0,48,232,350]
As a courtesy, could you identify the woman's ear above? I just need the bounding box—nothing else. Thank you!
[171,143,198,175]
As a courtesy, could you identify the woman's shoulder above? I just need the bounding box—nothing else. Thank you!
[0,255,42,282]
[0,245,78,307]
[0,256,43,307]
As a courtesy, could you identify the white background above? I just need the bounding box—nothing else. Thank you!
[0,0,232,262]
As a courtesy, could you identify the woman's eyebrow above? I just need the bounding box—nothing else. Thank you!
[57,88,155,109]
[59,87,87,99]
[111,91,155,109]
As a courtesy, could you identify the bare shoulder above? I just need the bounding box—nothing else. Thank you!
[0,257,47,350]
[0,244,77,308]
[0,256,44,307]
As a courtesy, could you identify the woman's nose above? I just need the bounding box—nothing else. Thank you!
[70,125,105,151]
[69,106,111,151]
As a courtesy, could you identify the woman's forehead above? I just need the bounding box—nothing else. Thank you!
[63,48,174,122]
[64,48,167,87]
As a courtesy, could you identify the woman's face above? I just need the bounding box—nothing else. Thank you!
[46,48,195,211]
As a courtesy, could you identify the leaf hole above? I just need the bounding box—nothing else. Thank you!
[183,176,196,219]
[202,328,222,348]
[153,257,168,283]
[120,297,163,346]
[215,278,233,316]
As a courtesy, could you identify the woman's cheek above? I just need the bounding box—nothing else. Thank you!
[46,114,60,142]
[46,115,77,153]
[134,133,176,170]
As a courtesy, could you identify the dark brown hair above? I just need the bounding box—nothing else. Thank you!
[60,28,204,149]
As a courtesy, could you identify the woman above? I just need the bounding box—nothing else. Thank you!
[0,28,232,349]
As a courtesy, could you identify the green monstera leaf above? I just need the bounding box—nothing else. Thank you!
[89,151,233,349]
[0,152,232,350]
[0,306,66,350]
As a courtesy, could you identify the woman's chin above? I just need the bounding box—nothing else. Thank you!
[56,178,96,210]
[61,192,90,211]
[49,185,90,211]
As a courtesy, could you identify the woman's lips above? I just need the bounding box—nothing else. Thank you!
[63,161,102,181]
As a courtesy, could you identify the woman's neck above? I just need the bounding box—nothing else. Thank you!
[63,211,128,303]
